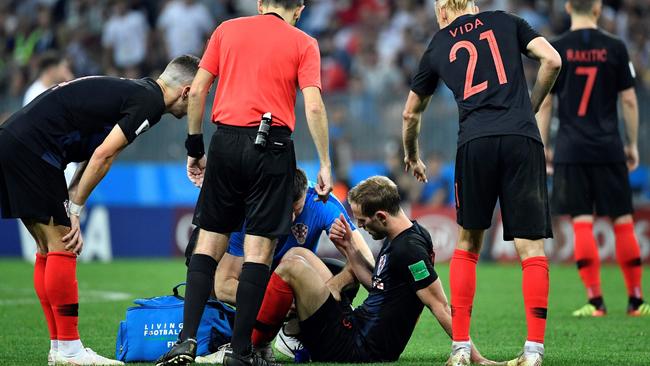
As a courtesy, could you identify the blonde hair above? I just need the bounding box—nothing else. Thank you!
[436,0,475,13]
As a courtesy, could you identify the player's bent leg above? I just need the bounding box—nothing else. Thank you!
[448,228,484,366]
[512,238,548,364]
[214,253,244,305]
[612,215,647,315]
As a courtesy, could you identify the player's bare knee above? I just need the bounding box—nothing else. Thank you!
[573,215,594,223]
[285,246,312,258]
[613,214,633,225]
[276,255,307,282]
[514,238,546,260]
[457,228,484,253]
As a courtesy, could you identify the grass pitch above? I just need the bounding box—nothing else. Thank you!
[0,259,648,365]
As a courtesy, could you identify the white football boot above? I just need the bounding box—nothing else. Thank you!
[55,347,124,365]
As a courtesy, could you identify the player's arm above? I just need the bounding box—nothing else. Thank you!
[327,229,376,295]
[67,161,88,199]
[402,91,432,183]
[536,94,554,173]
[620,87,639,171]
[329,214,374,290]
[63,125,128,253]
[185,68,215,187]
[526,37,562,113]
[303,86,332,201]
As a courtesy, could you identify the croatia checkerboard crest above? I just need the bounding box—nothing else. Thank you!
[291,223,309,245]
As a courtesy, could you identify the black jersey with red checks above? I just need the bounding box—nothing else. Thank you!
[551,29,635,163]
[1,76,165,170]
[353,221,437,361]
[411,11,542,147]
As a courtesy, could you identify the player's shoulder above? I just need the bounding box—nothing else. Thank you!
[392,222,432,253]
[305,183,346,212]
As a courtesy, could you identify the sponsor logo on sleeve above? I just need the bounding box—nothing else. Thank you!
[135,120,150,136]
[408,260,430,281]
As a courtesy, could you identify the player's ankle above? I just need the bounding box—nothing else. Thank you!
[588,296,605,309]
[451,341,471,353]
[58,339,84,358]
[50,340,59,352]
[524,341,544,356]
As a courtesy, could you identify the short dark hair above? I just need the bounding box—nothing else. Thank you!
[293,168,308,202]
[348,176,401,217]
[37,52,65,75]
[169,54,200,76]
[160,54,200,86]
[569,0,600,14]
[262,0,304,9]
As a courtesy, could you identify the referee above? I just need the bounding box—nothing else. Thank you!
[156,1,332,366]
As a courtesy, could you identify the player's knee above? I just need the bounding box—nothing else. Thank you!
[514,238,546,260]
[276,254,308,281]
[613,214,633,225]
[285,246,312,258]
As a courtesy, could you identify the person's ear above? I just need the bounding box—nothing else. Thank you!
[375,211,388,225]
[182,85,191,100]
[295,5,306,22]
[257,0,264,14]
[565,1,572,16]
[473,5,479,13]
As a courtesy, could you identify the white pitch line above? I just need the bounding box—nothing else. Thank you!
[0,290,132,306]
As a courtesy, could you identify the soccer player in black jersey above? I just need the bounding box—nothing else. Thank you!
[401,1,561,365]
[537,0,648,318]
[0,55,199,366]
[241,176,495,364]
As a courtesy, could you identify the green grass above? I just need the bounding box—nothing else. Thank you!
[0,259,648,365]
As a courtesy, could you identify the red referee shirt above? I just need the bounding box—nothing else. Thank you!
[199,14,322,131]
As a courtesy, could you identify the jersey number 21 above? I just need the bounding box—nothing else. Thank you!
[449,30,508,100]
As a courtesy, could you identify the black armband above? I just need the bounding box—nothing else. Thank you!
[185,134,205,158]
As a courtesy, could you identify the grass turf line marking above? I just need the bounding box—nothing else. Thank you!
[0,289,132,306]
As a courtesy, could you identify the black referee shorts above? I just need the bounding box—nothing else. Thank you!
[193,124,296,238]
[455,135,553,241]
[0,130,70,226]
[552,163,633,218]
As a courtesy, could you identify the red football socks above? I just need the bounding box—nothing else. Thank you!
[614,223,643,299]
[573,222,602,299]
[251,273,294,347]
[450,249,478,342]
[34,253,58,340]
[45,252,80,341]
[522,256,549,344]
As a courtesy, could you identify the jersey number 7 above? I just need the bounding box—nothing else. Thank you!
[450,30,508,100]
[575,66,598,117]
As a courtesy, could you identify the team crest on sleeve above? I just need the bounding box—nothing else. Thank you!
[291,223,309,245]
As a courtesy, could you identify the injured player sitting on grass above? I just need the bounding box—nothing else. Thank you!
[209,176,497,364]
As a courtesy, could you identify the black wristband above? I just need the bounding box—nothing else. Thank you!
[185,134,205,158]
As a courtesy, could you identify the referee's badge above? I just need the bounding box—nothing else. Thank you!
[291,223,308,245]
[376,254,387,275]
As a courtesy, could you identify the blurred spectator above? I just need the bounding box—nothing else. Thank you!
[23,51,73,105]
[102,0,148,77]
[417,152,451,208]
[157,0,214,59]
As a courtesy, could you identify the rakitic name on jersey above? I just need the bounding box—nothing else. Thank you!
[449,18,484,38]
[567,48,607,63]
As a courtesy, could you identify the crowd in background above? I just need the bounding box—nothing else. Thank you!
[0,0,648,208]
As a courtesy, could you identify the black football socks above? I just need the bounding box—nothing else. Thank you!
[231,262,271,355]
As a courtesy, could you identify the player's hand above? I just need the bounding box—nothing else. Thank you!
[315,165,333,202]
[470,343,500,365]
[544,147,554,176]
[404,157,428,183]
[625,144,639,172]
[329,214,352,251]
[62,215,84,255]
[187,155,207,188]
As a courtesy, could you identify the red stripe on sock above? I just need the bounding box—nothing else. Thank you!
[522,256,549,344]
[34,253,58,340]
[251,273,294,347]
[45,252,79,341]
[450,249,478,342]
[614,222,643,299]
[573,222,602,299]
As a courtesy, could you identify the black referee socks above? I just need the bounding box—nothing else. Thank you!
[181,254,217,341]
[231,262,271,355]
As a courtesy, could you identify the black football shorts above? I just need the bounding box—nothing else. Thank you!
[455,135,553,241]
[193,124,296,238]
[0,130,71,226]
[552,163,633,218]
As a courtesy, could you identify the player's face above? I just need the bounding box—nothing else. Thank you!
[292,193,306,222]
[350,203,388,240]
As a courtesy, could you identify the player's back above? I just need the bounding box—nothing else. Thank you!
[551,29,634,163]
[414,11,541,146]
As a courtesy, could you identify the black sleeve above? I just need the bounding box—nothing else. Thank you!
[511,13,541,53]
[393,236,438,292]
[117,92,157,143]
[410,39,439,96]
[616,41,635,91]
